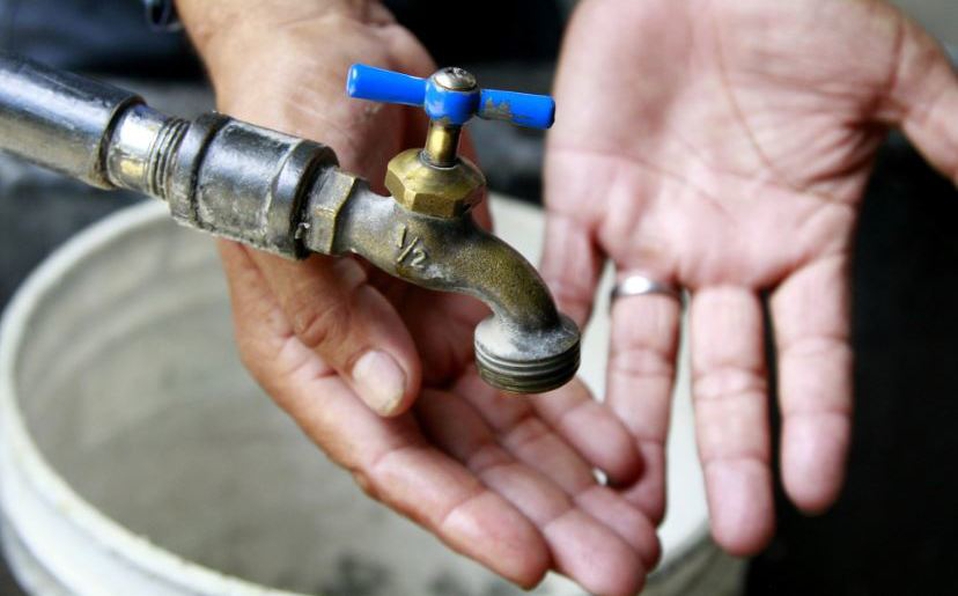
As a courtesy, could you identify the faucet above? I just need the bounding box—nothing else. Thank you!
[0,54,580,393]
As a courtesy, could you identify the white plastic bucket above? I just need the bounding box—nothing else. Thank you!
[0,195,743,595]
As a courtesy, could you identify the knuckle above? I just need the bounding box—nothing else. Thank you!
[694,365,766,403]
[610,346,675,378]
[503,416,552,452]
[779,334,850,361]
[546,279,594,318]
[351,469,380,501]
[231,325,274,383]
[290,299,351,354]
[235,339,263,377]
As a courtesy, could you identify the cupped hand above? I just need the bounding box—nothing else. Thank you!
[543,0,958,556]
[180,3,659,593]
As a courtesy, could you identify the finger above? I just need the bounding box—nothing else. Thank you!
[531,379,643,486]
[218,241,305,374]
[454,372,641,488]
[218,241,550,587]
[690,286,775,556]
[244,247,421,417]
[770,255,852,513]
[540,211,603,328]
[451,373,659,569]
[399,291,486,385]
[882,14,958,184]
[417,389,647,596]
[453,373,597,492]
[605,276,683,525]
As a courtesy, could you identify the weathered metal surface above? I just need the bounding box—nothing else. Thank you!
[317,185,580,393]
[421,121,462,167]
[384,148,484,218]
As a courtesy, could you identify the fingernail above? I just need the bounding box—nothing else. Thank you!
[352,351,407,415]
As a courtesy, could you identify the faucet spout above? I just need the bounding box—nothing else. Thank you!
[308,183,580,393]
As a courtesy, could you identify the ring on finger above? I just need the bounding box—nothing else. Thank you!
[610,273,685,307]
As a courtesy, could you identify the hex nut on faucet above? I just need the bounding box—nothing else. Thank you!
[384,148,485,218]
[302,168,361,254]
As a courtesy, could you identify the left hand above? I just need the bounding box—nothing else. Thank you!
[179,2,660,593]
[542,0,958,556]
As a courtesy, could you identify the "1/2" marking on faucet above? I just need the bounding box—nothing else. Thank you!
[395,225,429,268]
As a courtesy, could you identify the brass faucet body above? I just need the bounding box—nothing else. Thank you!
[309,174,580,392]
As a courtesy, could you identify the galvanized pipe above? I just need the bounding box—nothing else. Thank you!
[0,52,580,394]
[0,53,140,188]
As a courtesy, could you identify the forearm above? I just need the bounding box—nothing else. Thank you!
[175,0,392,78]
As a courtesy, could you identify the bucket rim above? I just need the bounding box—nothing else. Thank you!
[0,200,302,596]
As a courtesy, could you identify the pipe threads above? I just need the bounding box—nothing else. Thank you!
[473,313,581,394]
[474,337,580,394]
[147,117,189,200]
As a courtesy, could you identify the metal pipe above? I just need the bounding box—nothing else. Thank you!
[0,53,580,394]
[0,53,340,258]
[0,52,141,188]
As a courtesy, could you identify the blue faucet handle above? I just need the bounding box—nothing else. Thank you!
[477,88,555,130]
[346,64,555,130]
[346,64,426,108]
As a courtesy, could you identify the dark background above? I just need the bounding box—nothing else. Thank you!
[2,1,958,594]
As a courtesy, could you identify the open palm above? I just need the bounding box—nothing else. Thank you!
[543,0,958,555]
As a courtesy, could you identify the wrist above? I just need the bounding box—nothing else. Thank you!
[176,0,390,79]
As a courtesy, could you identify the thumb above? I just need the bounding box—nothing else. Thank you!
[222,242,422,417]
[882,15,958,184]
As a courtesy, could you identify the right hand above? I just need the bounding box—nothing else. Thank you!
[541,0,958,558]
[178,3,660,593]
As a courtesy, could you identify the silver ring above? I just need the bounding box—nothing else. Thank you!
[611,274,684,304]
